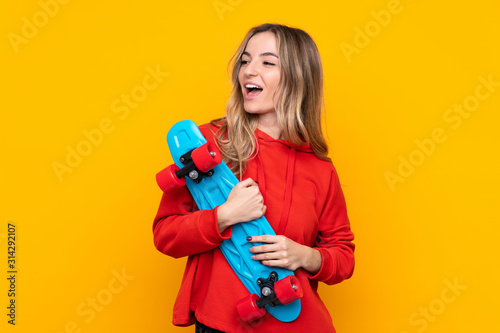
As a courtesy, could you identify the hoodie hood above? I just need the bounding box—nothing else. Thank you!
[255,128,315,153]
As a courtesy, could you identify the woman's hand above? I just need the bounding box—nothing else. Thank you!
[248,235,322,273]
[217,178,266,233]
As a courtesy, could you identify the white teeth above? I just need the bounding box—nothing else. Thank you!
[245,84,262,89]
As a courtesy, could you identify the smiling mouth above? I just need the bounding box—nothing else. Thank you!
[244,83,263,98]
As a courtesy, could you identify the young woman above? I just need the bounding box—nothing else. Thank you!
[153,23,355,333]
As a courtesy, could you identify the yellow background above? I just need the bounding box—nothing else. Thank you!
[1,0,499,332]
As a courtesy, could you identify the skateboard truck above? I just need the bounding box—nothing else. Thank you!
[256,271,282,308]
[236,272,303,322]
[156,141,222,191]
[176,149,216,184]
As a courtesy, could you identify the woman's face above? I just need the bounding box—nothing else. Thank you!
[238,32,281,116]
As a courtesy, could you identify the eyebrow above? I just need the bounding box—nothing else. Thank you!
[242,51,279,58]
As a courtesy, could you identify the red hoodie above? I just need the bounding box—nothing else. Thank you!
[153,123,355,332]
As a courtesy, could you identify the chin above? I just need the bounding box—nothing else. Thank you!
[243,108,258,114]
[243,104,274,115]
[242,104,259,114]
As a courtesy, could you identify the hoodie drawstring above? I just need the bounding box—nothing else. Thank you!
[256,153,267,203]
[277,148,296,235]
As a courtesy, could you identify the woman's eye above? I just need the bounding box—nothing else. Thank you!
[264,61,275,66]
[241,60,250,65]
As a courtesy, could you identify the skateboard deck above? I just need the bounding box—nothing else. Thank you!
[159,120,302,323]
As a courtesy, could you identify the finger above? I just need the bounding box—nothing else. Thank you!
[239,178,257,187]
[247,235,278,244]
[249,243,279,254]
[251,251,286,261]
[260,258,291,268]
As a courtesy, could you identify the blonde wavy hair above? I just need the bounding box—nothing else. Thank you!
[211,23,330,176]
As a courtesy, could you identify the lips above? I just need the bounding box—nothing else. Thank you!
[243,82,263,100]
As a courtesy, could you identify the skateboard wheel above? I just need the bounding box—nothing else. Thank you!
[236,293,266,323]
[192,142,222,173]
[156,164,186,192]
[274,275,303,305]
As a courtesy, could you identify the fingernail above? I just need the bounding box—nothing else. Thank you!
[246,236,252,242]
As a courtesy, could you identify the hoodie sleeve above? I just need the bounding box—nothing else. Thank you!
[152,180,232,259]
[306,166,355,285]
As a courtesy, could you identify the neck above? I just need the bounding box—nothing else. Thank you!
[257,112,282,139]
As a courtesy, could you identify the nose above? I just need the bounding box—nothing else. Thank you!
[243,60,258,77]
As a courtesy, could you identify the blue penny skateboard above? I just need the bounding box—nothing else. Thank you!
[156,120,303,323]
